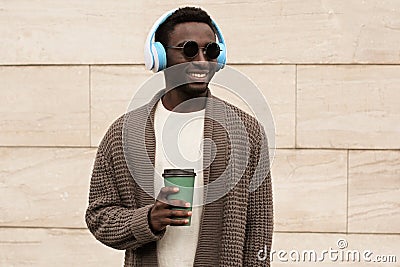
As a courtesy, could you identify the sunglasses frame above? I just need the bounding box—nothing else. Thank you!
[166,40,222,59]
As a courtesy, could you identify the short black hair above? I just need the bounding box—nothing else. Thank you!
[154,7,216,46]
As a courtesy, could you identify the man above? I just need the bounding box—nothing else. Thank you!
[85,7,273,266]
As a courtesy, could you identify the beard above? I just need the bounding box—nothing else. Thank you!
[180,82,209,97]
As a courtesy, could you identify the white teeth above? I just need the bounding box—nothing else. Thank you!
[189,72,207,78]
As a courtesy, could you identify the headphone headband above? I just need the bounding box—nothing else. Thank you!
[144,8,227,72]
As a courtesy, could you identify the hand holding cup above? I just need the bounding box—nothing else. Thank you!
[149,186,192,233]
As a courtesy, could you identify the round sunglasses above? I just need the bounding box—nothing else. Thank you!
[166,41,221,59]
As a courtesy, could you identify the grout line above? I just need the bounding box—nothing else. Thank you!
[273,230,400,236]
[346,150,350,234]
[0,146,398,152]
[229,63,400,66]
[273,147,400,151]
[0,146,99,149]
[1,63,400,67]
[9,63,129,67]
[0,226,87,230]
[294,64,298,148]
[89,65,92,147]
[0,226,398,236]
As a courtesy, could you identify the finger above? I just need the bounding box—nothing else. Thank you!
[165,217,190,226]
[157,186,179,201]
[168,199,190,208]
[170,209,192,218]
[156,208,191,219]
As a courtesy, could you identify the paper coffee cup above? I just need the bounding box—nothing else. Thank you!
[162,169,196,226]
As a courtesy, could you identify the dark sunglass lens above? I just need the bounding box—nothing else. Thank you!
[183,41,199,58]
[205,42,220,59]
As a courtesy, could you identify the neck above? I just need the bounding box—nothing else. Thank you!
[162,86,208,112]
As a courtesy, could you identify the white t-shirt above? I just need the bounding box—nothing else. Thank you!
[153,98,205,267]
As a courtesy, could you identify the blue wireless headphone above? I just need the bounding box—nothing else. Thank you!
[144,8,227,73]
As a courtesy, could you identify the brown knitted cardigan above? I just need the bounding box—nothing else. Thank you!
[85,89,273,266]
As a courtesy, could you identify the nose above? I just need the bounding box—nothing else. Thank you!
[193,48,207,62]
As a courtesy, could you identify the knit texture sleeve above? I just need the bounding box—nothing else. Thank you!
[242,125,274,266]
[85,118,165,250]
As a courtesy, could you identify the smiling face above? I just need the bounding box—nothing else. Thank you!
[165,22,217,97]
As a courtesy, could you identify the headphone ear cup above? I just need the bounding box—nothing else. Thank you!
[216,42,226,71]
[152,42,167,72]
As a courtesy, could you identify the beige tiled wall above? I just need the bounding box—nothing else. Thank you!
[348,150,400,234]
[0,228,124,266]
[0,66,90,146]
[297,65,400,149]
[272,149,348,232]
[1,1,399,266]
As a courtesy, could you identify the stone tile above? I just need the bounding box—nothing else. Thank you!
[2,1,399,64]
[271,149,347,232]
[0,228,124,266]
[0,66,90,146]
[213,1,400,64]
[0,1,146,64]
[346,234,400,266]
[271,232,400,266]
[297,65,400,149]
[90,66,153,146]
[348,150,400,233]
[0,147,96,228]
[211,65,296,148]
